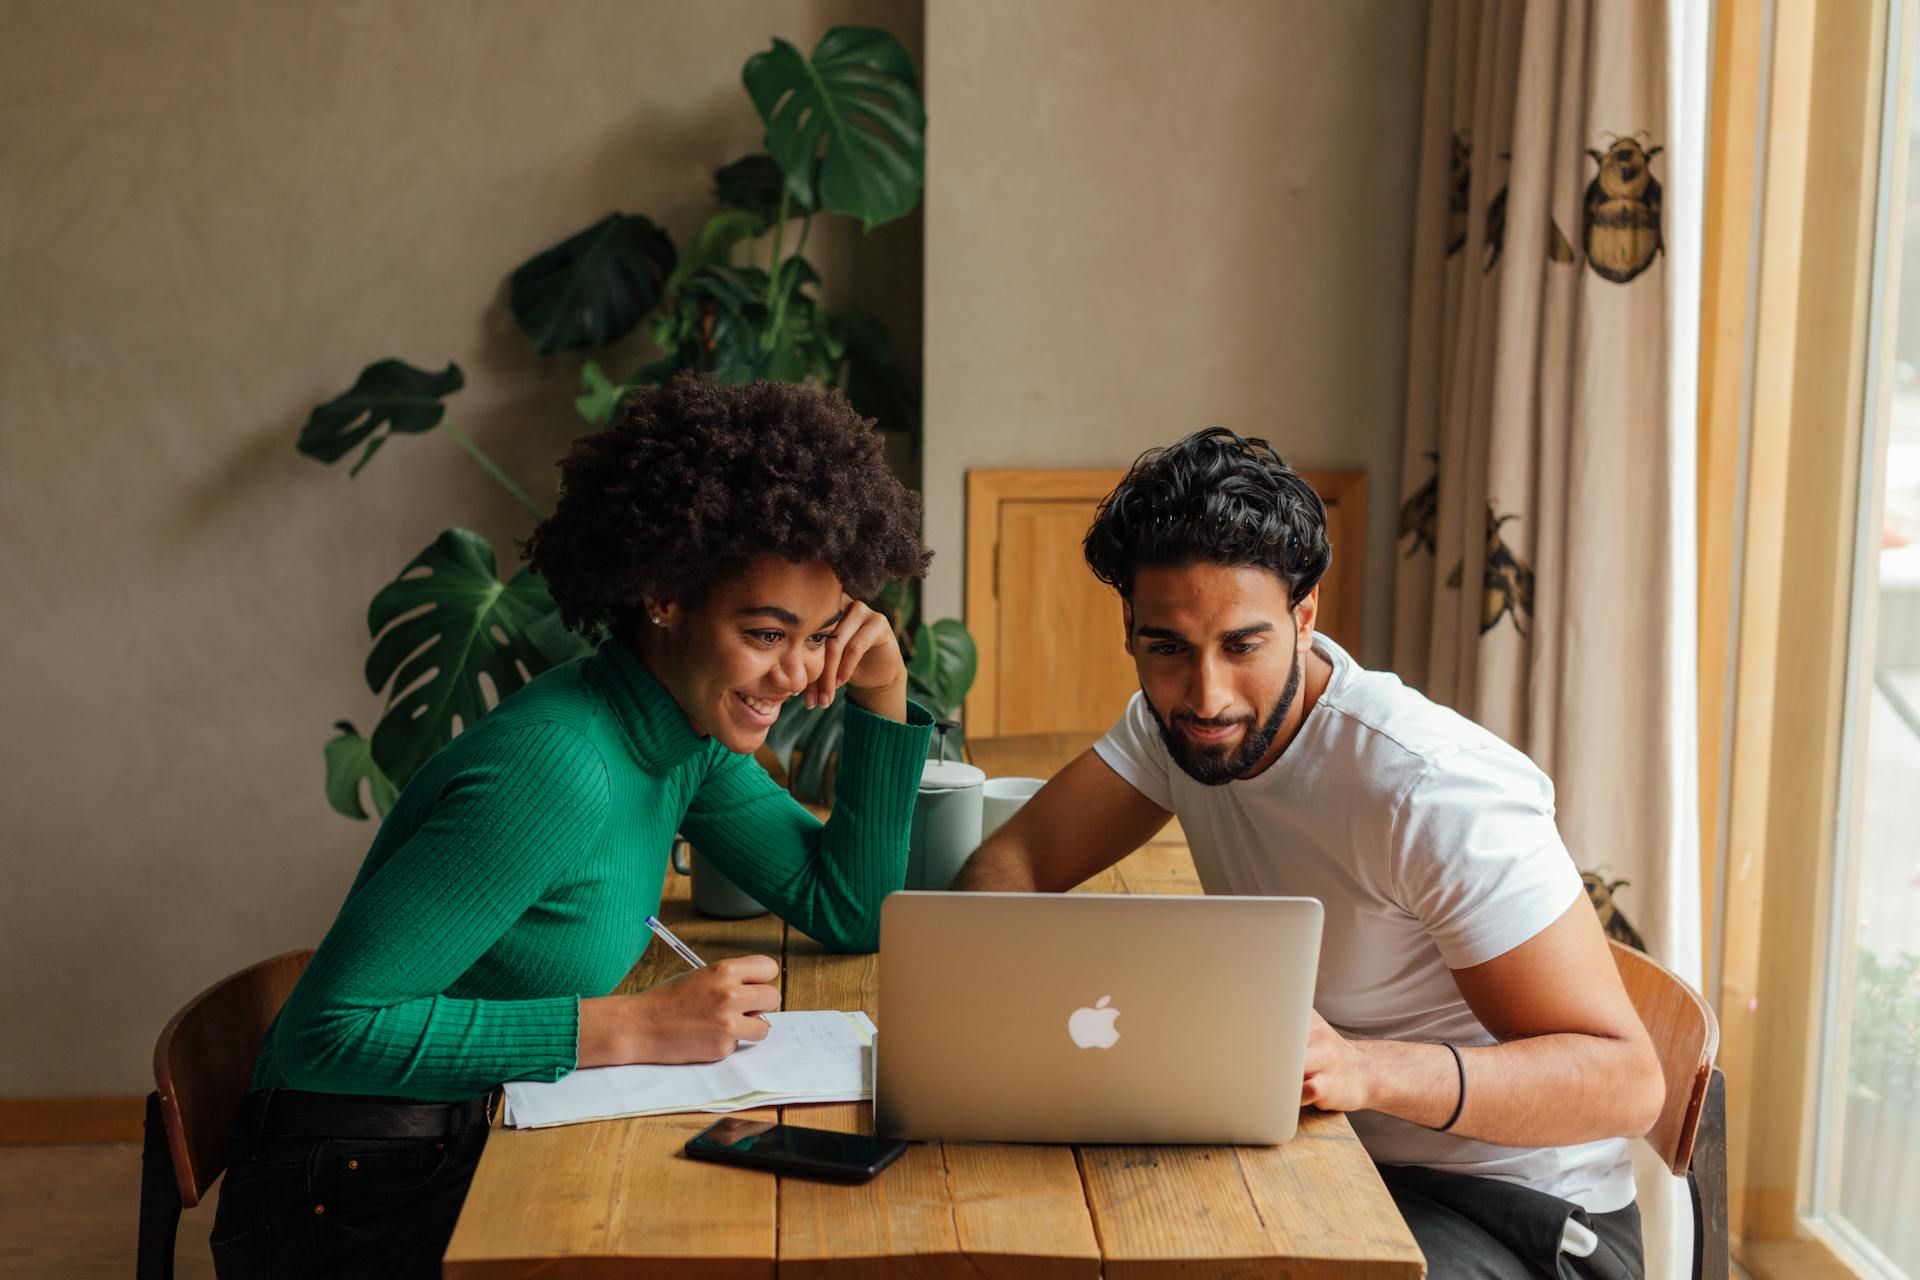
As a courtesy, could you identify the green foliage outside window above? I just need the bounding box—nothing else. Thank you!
[1850,947,1920,1113]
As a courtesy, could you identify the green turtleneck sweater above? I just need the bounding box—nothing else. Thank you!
[252,641,933,1100]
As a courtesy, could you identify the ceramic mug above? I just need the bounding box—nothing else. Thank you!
[981,776,1046,842]
[670,839,768,918]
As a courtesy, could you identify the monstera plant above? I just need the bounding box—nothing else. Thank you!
[300,27,973,819]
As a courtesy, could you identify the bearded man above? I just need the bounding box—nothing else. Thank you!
[954,428,1664,1280]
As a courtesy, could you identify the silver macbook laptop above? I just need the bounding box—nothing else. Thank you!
[874,891,1323,1145]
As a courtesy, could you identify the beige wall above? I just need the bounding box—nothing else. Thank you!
[0,0,921,1096]
[921,0,1428,667]
[0,0,1423,1097]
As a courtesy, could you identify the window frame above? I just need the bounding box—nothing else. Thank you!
[1809,0,1917,1266]
[1705,0,1917,1276]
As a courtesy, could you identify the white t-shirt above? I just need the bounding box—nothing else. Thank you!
[1093,633,1635,1213]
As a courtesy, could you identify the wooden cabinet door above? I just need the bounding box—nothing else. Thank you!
[965,468,1365,737]
[992,497,1141,736]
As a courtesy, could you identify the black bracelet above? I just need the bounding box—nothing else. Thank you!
[1437,1041,1466,1132]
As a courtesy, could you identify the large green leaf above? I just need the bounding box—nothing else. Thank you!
[743,27,926,231]
[713,152,813,231]
[508,213,676,354]
[297,359,463,477]
[323,721,398,820]
[905,619,977,717]
[363,529,559,787]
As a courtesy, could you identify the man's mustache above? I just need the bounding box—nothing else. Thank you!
[1172,713,1252,730]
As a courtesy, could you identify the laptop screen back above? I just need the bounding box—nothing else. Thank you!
[875,891,1323,1145]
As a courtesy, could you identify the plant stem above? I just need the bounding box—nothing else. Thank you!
[762,188,793,354]
[443,423,546,521]
[765,213,814,362]
[765,188,791,302]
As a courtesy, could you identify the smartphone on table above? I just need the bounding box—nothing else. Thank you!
[685,1116,909,1182]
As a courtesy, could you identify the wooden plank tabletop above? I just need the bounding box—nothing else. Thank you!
[444,733,1425,1279]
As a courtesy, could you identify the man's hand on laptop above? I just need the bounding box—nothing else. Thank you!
[1299,1010,1375,1114]
[1300,1011,1478,1128]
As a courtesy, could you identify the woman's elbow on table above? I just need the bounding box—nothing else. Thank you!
[812,919,883,955]
[803,898,887,955]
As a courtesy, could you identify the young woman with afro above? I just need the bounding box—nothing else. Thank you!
[210,375,936,1278]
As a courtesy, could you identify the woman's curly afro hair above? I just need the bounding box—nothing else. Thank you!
[523,373,931,642]
[1083,427,1331,605]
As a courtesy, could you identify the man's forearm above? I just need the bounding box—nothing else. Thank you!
[1358,1032,1662,1148]
[952,837,1039,891]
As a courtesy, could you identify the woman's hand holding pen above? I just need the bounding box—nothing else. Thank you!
[577,955,782,1067]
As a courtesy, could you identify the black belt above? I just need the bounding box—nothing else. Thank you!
[234,1088,495,1140]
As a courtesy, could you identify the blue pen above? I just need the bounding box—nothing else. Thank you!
[644,915,774,1023]
[645,915,707,970]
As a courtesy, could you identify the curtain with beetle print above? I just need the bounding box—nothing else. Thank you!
[1395,9,1704,1270]
[1394,0,1695,972]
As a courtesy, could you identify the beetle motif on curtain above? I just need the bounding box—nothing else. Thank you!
[1392,0,1680,965]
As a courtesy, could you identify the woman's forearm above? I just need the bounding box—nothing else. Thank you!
[577,995,644,1068]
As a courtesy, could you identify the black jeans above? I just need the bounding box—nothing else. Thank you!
[1379,1163,1645,1280]
[209,1093,489,1279]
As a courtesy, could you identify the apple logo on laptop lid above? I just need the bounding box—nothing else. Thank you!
[1067,995,1121,1049]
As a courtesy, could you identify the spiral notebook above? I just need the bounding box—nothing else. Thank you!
[498,1009,875,1129]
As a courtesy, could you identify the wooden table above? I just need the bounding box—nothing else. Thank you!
[443,734,1426,1278]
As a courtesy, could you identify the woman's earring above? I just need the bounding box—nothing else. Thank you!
[651,615,663,626]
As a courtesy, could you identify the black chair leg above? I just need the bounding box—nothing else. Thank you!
[137,1090,180,1280]
[1689,1067,1729,1280]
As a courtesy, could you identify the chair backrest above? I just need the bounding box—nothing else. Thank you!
[152,950,312,1206]
[1609,939,1719,1175]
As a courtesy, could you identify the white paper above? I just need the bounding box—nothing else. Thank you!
[500,1010,875,1129]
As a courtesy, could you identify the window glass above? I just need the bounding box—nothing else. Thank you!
[1827,23,1920,1274]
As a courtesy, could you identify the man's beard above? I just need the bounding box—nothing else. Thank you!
[1145,650,1303,786]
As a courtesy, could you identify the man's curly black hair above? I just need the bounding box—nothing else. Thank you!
[523,373,931,642]
[1083,427,1331,606]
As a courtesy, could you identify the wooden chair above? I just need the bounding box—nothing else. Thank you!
[138,949,312,1280]
[1610,939,1727,1280]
